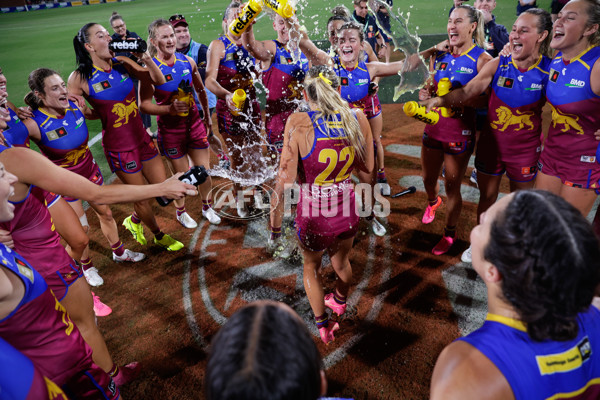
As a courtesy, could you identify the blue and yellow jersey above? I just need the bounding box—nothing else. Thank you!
[31,101,94,169]
[544,46,600,170]
[3,107,30,147]
[333,56,382,119]
[86,59,145,152]
[460,308,600,399]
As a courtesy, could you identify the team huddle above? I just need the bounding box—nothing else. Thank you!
[0,0,600,398]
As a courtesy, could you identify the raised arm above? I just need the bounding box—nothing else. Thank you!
[285,17,332,67]
[241,23,276,69]
[117,53,166,86]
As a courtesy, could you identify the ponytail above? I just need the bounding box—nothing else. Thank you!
[457,5,485,48]
[73,23,98,81]
[23,92,42,110]
[303,65,366,163]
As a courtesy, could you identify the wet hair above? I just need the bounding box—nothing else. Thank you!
[484,190,600,342]
[109,11,123,27]
[581,0,600,46]
[73,23,100,81]
[303,65,367,163]
[205,302,323,400]
[24,68,58,110]
[522,8,553,58]
[224,2,242,23]
[338,20,365,43]
[353,0,366,6]
[328,5,351,25]
[147,18,172,57]
[454,5,486,48]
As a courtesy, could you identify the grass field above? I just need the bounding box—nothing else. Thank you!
[0,0,552,177]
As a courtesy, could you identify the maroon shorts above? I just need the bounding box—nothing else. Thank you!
[422,133,474,155]
[157,124,209,160]
[63,363,120,400]
[350,94,382,120]
[296,223,358,252]
[104,134,158,174]
[475,133,541,182]
[538,151,600,190]
[45,263,82,302]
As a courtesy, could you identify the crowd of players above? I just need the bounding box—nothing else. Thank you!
[0,0,600,398]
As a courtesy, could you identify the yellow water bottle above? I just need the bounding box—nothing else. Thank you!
[403,101,439,125]
[436,78,454,118]
[263,0,295,18]
[176,80,193,117]
[231,89,247,116]
[229,0,263,36]
[437,78,451,96]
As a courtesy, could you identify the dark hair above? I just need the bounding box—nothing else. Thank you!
[522,8,553,58]
[484,190,600,342]
[73,23,100,81]
[328,5,351,25]
[109,11,123,26]
[24,67,58,110]
[205,301,323,400]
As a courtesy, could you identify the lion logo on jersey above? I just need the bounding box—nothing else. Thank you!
[491,106,535,132]
[111,99,138,128]
[61,145,88,167]
[550,104,584,135]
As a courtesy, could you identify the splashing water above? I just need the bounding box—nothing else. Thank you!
[368,0,429,100]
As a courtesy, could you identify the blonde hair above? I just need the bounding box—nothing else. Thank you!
[455,5,485,48]
[303,65,366,163]
[147,18,172,57]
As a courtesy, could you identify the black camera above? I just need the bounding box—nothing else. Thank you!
[156,165,209,206]
[109,39,147,53]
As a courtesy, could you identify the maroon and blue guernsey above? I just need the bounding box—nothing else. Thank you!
[0,185,74,278]
[0,243,91,387]
[540,46,600,188]
[426,44,486,142]
[263,40,308,147]
[152,54,206,139]
[296,111,358,236]
[482,55,550,167]
[31,101,101,181]
[86,60,145,152]
[215,35,261,136]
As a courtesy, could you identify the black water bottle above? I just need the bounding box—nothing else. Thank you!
[109,39,148,53]
[156,166,208,206]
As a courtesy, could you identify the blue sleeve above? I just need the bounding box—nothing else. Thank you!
[488,21,509,52]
